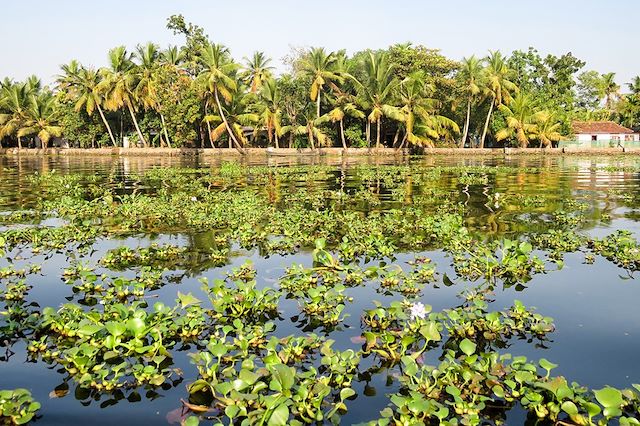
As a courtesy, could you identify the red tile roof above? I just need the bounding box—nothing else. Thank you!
[572,121,634,134]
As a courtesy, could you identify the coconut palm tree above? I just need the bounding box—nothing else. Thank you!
[256,78,283,148]
[59,65,117,146]
[458,56,485,148]
[198,43,244,153]
[480,51,517,148]
[396,72,459,149]
[134,42,173,147]
[18,93,62,149]
[0,82,32,148]
[161,46,185,70]
[358,52,400,150]
[495,93,538,148]
[601,72,620,110]
[531,111,563,148]
[300,48,342,118]
[243,51,273,94]
[327,90,365,149]
[281,112,331,150]
[99,46,148,147]
[204,89,258,148]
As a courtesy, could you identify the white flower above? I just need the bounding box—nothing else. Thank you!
[409,302,427,320]
[190,196,197,202]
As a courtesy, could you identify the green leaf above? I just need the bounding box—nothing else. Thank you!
[340,388,356,401]
[268,403,290,426]
[594,387,623,408]
[459,338,476,356]
[183,416,200,426]
[177,292,201,308]
[269,364,295,392]
[561,401,579,416]
[539,358,558,372]
[126,317,146,336]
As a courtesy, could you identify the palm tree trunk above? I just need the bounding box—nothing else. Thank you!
[376,118,381,151]
[460,98,471,148]
[214,89,245,154]
[308,127,315,150]
[96,104,117,147]
[366,120,371,147]
[204,100,214,148]
[127,103,147,148]
[160,113,171,148]
[398,133,408,149]
[275,130,279,149]
[17,136,22,149]
[316,91,321,119]
[480,98,495,149]
[339,119,347,149]
[392,129,400,149]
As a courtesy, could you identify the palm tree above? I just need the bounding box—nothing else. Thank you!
[281,113,331,150]
[300,47,342,118]
[495,93,538,148]
[358,52,400,150]
[327,90,365,149]
[0,82,32,148]
[134,42,173,147]
[243,51,273,94]
[480,51,517,148]
[18,93,62,149]
[204,89,258,148]
[531,111,563,148]
[458,56,485,148]
[161,46,185,70]
[198,43,244,153]
[256,78,283,148]
[59,64,117,146]
[396,72,459,149]
[601,72,620,110]
[99,46,148,147]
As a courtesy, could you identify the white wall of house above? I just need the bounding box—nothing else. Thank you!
[576,133,639,142]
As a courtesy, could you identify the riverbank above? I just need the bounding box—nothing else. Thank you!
[0,146,639,156]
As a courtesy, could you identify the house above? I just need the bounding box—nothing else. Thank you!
[571,121,639,146]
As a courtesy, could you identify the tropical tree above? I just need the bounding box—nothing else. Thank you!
[204,88,258,148]
[358,52,400,149]
[396,72,459,149]
[134,42,173,147]
[299,48,342,118]
[256,78,283,148]
[243,52,273,94]
[327,90,365,149]
[198,43,244,153]
[480,51,517,148]
[0,81,32,148]
[18,93,62,149]
[601,72,620,110]
[99,46,148,147]
[457,56,485,148]
[281,112,331,150]
[58,64,117,146]
[531,111,563,148]
[495,93,538,148]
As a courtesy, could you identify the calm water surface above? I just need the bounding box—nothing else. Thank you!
[0,154,639,425]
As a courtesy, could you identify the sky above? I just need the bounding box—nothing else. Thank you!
[2,0,639,88]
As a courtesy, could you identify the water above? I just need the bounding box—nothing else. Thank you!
[1,154,639,425]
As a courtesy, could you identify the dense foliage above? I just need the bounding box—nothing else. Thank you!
[1,16,639,151]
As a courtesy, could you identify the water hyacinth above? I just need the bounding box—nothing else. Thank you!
[409,302,428,320]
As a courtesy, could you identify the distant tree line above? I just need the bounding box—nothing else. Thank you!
[1,15,638,151]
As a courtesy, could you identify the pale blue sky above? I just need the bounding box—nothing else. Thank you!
[2,0,638,87]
